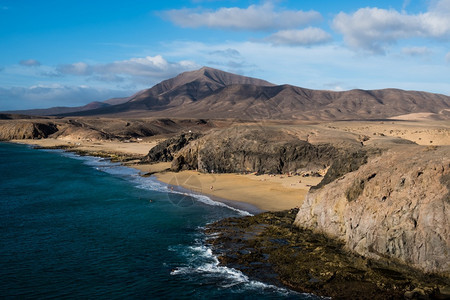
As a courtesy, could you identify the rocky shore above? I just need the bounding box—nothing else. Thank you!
[206,209,450,299]
[295,145,450,276]
[4,117,450,298]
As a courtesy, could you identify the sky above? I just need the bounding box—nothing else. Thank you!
[0,0,449,110]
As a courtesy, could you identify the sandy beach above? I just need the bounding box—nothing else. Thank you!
[12,138,318,212]
[12,138,159,156]
[152,171,321,212]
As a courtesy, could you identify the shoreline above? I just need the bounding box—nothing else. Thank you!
[206,209,450,299]
[151,175,263,215]
[5,137,450,299]
[149,170,319,212]
[9,139,314,213]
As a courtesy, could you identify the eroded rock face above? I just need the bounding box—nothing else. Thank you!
[294,145,450,275]
[142,132,202,163]
[0,122,58,140]
[170,127,339,174]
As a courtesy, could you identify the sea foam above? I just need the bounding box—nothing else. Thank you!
[56,151,251,216]
[169,242,299,296]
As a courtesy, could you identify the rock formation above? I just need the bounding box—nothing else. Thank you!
[0,121,58,140]
[162,127,340,174]
[294,145,450,276]
[0,117,213,142]
[142,132,202,163]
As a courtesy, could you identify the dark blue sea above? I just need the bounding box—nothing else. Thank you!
[0,142,316,299]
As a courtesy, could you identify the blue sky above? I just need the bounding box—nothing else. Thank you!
[0,0,449,110]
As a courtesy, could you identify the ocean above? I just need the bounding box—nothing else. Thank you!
[0,142,315,299]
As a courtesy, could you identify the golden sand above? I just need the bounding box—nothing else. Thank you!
[154,170,320,211]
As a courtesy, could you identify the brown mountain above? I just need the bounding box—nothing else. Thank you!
[67,66,275,116]
[7,67,450,120]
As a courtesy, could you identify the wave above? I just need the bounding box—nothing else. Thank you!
[53,150,251,216]
[169,242,300,297]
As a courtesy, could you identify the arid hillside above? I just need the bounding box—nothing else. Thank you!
[5,67,450,121]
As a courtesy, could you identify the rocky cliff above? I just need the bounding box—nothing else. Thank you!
[0,117,213,142]
[294,145,450,276]
[161,127,341,174]
[0,121,58,140]
[142,132,202,163]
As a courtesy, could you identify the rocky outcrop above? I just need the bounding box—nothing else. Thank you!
[170,127,340,174]
[311,149,370,190]
[294,145,450,275]
[0,118,213,142]
[207,209,450,299]
[0,122,58,140]
[142,132,202,162]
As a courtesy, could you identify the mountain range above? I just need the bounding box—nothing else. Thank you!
[6,67,450,121]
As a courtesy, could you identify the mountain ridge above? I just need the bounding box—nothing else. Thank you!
[4,67,450,121]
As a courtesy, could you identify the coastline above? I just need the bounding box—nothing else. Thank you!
[6,137,450,298]
[10,139,317,213]
[206,209,450,299]
[151,170,319,212]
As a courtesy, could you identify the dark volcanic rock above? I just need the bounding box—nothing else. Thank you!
[311,149,370,191]
[142,132,202,163]
[206,209,450,299]
[171,127,339,174]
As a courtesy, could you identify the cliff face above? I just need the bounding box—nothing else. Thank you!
[0,122,58,140]
[142,132,202,163]
[294,145,450,275]
[0,118,213,142]
[167,127,340,174]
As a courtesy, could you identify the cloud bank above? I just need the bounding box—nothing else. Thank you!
[267,27,332,46]
[164,3,321,31]
[333,0,450,54]
[19,59,41,67]
[0,85,132,110]
[56,55,198,82]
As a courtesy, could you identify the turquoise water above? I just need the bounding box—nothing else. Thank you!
[0,142,313,299]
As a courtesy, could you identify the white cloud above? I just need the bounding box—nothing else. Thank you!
[97,55,196,77]
[0,85,131,110]
[209,48,241,58]
[164,3,321,31]
[446,52,450,62]
[267,27,332,46]
[57,62,91,75]
[431,0,450,12]
[55,55,199,82]
[402,46,431,56]
[333,0,450,54]
[19,59,41,67]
